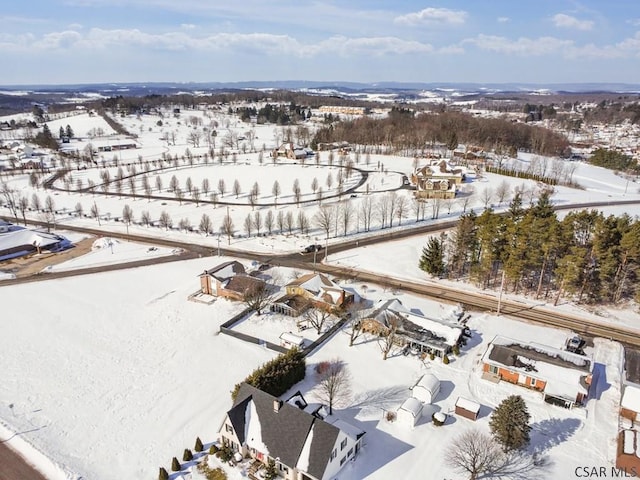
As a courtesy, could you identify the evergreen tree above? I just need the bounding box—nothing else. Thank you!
[489,395,531,451]
[171,457,180,472]
[65,124,74,138]
[194,436,204,452]
[183,448,193,461]
[419,236,445,277]
[158,467,169,480]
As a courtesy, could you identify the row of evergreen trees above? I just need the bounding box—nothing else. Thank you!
[419,189,640,304]
[231,348,306,401]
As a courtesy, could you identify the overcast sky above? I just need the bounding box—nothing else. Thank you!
[2,0,640,85]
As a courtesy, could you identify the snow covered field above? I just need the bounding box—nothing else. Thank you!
[0,256,624,479]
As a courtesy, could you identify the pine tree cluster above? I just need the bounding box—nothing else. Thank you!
[231,348,306,400]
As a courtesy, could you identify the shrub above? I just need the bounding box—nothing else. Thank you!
[216,444,233,462]
[443,355,450,365]
[195,436,204,452]
[429,352,435,361]
[183,448,193,462]
[452,345,460,356]
[209,444,219,455]
[171,457,181,472]
[315,361,331,375]
[432,412,445,426]
[386,411,396,422]
[198,459,228,480]
[158,467,169,480]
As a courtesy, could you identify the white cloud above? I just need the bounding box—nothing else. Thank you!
[497,17,510,23]
[180,24,196,30]
[467,34,573,55]
[627,18,640,27]
[0,28,434,58]
[394,7,467,26]
[552,13,594,31]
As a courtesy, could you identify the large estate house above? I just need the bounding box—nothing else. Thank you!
[360,298,465,357]
[481,335,593,408]
[219,383,365,480]
[410,159,466,199]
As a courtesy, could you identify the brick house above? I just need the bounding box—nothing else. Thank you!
[199,261,265,301]
[279,273,353,314]
[481,335,593,408]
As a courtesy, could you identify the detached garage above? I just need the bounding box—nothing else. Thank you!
[412,373,441,404]
[397,397,423,428]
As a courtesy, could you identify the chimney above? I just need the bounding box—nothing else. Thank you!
[273,400,282,413]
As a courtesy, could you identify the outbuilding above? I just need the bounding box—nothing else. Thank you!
[455,397,481,421]
[397,397,423,428]
[279,331,305,349]
[412,373,441,405]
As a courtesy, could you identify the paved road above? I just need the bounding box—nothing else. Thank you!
[0,442,48,480]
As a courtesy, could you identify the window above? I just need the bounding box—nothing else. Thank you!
[530,377,536,386]
[489,365,498,375]
[225,424,233,433]
[340,438,348,450]
[340,456,346,466]
[278,463,289,473]
[330,449,337,461]
[348,448,354,458]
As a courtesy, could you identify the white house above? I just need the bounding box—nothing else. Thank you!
[279,332,305,350]
[219,383,365,480]
[397,397,423,429]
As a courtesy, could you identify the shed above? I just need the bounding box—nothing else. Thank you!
[412,374,441,405]
[455,397,480,421]
[279,332,305,349]
[397,397,423,428]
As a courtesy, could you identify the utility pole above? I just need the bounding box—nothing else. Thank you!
[496,270,505,315]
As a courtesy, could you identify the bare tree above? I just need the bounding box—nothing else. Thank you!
[201,178,210,195]
[297,210,309,234]
[339,201,354,236]
[90,202,101,226]
[277,210,285,232]
[395,196,408,226]
[303,308,333,334]
[175,187,184,205]
[185,176,193,195]
[253,211,262,235]
[159,210,172,230]
[311,177,318,194]
[74,202,83,217]
[265,210,274,234]
[141,210,151,226]
[495,180,511,205]
[31,193,42,212]
[292,178,301,206]
[1,182,19,221]
[122,204,133,234]
[378,316,399,360]
[313,205,335,258]
[142,175,152,202]
[360,197,374,231]
[179,217,191,231]
[210,192,219,208]
[220,214,234,244]
[244,214,253,237]
[17,196,29,225]
[272,180,281,206]
[345,304,365,346]
[376,195,390,229]
[480,186,493,210]
[445,429,503,480]
[169,175,179,193]
[233,179,241,198]
[218,178,226,196]
[199,213,213,235]
[155,175,163,193]
[314,358,351,415]
[242,282,275,316]
[285,210,295,234]
[192,186,201,206]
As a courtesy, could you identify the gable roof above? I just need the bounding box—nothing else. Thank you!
[227,383,348,479]
[200,260,245,281]
[287,273,347,307]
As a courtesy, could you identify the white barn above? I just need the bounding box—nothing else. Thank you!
[412,374,441,405]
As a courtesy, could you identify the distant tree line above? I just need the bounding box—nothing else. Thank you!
[588,148,640,173]
[312,110,569,157]
[234,102,310,125]
[420,190,640,305]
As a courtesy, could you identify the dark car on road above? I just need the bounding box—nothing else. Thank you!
[302,244,323,253]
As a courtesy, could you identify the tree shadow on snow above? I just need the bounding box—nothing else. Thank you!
[350,385,408,411]
[590,362,610,400]
[460,329,483,350]
[478,449,552,480]
[529,417,582,455]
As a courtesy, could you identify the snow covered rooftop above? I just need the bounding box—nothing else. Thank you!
[622,385,640,414]
[399,397,423,418]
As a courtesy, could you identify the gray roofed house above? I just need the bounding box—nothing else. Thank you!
[219,383,365,480]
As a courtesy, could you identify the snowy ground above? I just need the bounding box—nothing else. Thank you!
[0,257,624,479]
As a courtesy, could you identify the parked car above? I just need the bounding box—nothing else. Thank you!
[301,244,323,253]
